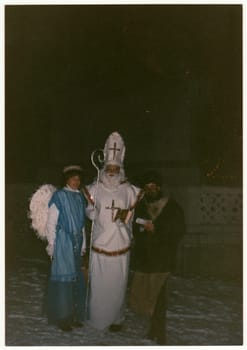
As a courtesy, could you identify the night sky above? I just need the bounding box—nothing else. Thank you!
[5,4,242,184]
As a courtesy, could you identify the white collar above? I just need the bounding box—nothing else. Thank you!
[64,185,80,193]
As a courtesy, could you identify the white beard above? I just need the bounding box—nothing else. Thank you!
[99,167,126,190]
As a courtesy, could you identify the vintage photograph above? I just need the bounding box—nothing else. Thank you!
[5,3,242,346]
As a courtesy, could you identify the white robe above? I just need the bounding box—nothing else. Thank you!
[86,180,139,330]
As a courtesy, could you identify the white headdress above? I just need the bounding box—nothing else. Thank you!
[103,131,126,167]
[63,165,83,173]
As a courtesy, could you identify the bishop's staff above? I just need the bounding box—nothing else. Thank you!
[82,148,104,316]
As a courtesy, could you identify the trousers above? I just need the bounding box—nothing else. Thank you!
[129,271,170,344]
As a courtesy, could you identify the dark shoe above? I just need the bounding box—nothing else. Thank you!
[109,324,123,332]
[72,321,84,328]
[146,330,166,345]
[146,331,155,341]
[156,335,166,345]
[58,321,72,332]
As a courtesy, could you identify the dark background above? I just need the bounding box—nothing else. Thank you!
[5,4,242,185]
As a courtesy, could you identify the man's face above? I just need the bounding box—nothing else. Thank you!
[105,165,120,177]
[144,182,161,200]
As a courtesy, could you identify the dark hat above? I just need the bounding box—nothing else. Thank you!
[141,171,163,187]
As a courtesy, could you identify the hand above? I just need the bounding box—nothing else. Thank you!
[114,209,130,222]
[144,221,154,232]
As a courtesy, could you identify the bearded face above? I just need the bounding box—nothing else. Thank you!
[100,164,125,189]
[144,183,162,202]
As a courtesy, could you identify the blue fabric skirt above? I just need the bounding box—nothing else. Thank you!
[47,270,86,325]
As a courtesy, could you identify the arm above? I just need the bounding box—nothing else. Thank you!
[85,203,97,220]
[84,183,98,220]
[114,185,143,224]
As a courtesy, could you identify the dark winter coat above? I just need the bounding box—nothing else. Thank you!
[132,197,185,273]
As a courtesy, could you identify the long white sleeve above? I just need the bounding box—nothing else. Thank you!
[85,203,97,220]
[45,203,59,256]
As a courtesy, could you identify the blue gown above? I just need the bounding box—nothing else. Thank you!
[46,188,86,325]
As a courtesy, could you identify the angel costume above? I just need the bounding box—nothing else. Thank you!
[46,185,86,327]
[86,132,140,330]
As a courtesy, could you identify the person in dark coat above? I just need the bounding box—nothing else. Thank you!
[129,171,185,345]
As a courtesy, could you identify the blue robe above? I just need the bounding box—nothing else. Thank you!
[47,188,86,325]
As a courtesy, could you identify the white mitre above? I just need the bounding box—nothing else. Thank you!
[103,131,126,167]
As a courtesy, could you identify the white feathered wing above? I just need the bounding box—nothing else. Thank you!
[28,184,56,240]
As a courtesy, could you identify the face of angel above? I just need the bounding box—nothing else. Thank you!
[105,165,120,177]
[67,175,81,190]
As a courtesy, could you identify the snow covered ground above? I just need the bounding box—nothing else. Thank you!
[4,183,243,346]
[5,255,242,346]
